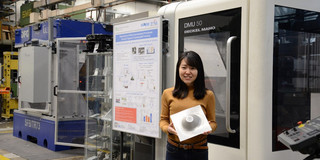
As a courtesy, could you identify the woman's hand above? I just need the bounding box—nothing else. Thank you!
[167,123,177,135]
[203,130,212,135]
[203,121,212,135]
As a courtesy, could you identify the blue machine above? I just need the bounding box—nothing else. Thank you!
[14,18,112,151]
[15,19,112,47]
[13,112,85,151]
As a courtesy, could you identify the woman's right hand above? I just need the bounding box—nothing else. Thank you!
[167,123,177,135]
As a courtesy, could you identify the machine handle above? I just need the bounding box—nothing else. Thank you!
[18,76,21,83]
[225,36,237,134]
[53,85,58,96]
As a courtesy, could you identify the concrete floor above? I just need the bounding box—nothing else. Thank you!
[0,120,84,160]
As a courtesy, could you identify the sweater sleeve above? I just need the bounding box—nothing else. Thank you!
[159,89,170,134]
[206,91,217,132]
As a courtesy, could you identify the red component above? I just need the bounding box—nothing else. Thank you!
[0,87,10,94]
[297,121,303,125]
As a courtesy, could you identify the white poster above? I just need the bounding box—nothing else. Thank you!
[112,16,162,138]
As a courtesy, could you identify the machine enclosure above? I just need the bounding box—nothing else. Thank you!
[13,19,112,151]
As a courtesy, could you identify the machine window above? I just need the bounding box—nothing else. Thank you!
[273,5,320,151]
[179,8,241,148]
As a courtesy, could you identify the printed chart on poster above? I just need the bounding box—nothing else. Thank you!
[113,16,162,138]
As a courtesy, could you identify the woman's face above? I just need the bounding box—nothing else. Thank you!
[179,58,198,87]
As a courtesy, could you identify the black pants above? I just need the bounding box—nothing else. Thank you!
[166,142,208,160]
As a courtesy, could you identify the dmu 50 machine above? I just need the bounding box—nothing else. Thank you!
[13,18,112,151]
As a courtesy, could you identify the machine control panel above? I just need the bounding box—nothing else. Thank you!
[278,116,320,159]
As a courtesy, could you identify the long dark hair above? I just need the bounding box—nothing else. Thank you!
[173,51,206,99]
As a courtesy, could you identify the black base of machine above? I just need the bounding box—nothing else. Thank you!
[304,152,320,160]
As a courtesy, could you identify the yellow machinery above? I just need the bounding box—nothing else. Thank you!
[0,52,18,119]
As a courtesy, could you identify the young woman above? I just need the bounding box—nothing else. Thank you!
[160,51,217,160]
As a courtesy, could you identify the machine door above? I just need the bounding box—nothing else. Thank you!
[54,38,87,147]
[178,8,241,148]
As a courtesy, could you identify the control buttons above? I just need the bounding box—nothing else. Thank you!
[307,130,319,136]
[298,121,305,128]
[285,130,289,135]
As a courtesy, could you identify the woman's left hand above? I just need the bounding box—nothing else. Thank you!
[203,121,212,135]
[203,130,212,135]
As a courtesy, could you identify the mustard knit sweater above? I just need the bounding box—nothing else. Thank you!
[160,87,217,144]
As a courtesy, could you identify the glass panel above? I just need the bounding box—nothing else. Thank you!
[85,53,128,160]
[179,8,241,148]
[57,92,87,118]
[56,39,87,145]
[273,6,320,151]
[58,41,87,91]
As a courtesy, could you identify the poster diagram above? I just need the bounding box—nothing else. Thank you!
[113,17,162,138]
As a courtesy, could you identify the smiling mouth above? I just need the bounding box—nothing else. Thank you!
[184,77,192,79]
